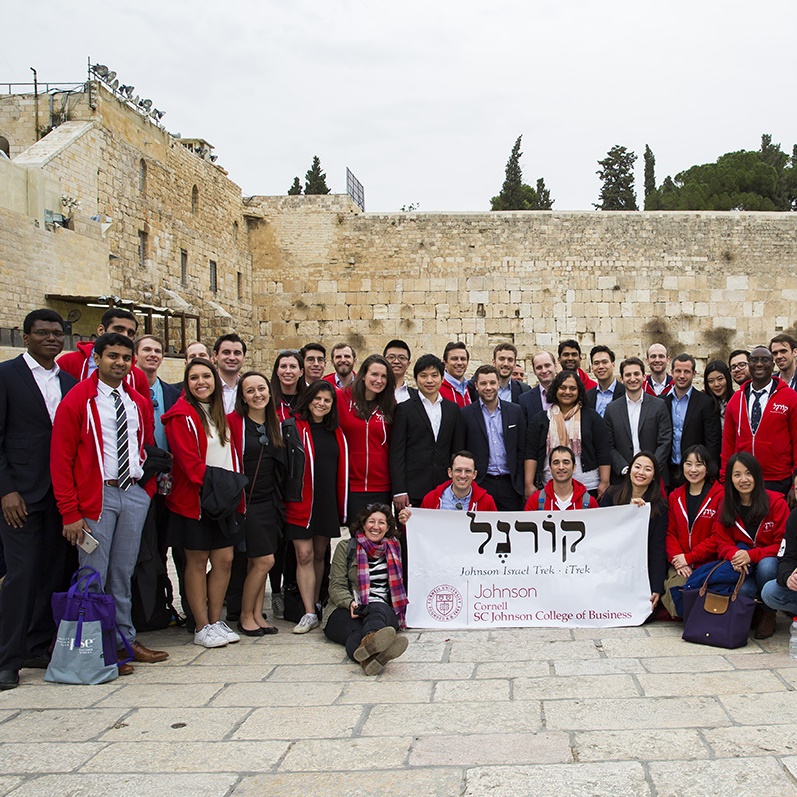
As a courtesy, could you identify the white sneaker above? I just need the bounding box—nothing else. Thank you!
[212,621,240,644]
[292,613,319,634]
[194,624,228,648]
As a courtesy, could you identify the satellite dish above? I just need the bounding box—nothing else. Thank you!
[67,309,82,323]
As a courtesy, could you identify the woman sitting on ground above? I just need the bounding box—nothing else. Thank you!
[662,445,724,618]
[322,504,409,675]
[600,450,668,614]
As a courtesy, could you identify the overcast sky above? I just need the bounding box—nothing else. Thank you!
[3,1,795,212]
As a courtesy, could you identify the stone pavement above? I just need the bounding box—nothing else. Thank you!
[3,611,797,797]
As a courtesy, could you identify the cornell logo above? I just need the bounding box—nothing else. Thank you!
[427,585,463,622]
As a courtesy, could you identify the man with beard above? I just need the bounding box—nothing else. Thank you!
[324,343,357,390]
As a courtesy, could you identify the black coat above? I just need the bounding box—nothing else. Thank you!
[525,406,611,473]
[585,382,626,412]
[664,388,722,464]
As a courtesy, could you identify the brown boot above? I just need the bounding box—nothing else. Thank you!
[374,635,409,667]
[755,608,777,639]
[361,656,384,676]
[353,627,396,662]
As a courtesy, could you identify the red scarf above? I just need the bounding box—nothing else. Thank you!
[355,533,409,627]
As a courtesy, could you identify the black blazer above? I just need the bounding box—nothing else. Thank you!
[0,354,77,507]
[461,399,526,497]
[390,393,463,503]
[586,382,626,412]
[664,388,722,464]
[525,406,611,473]
[519,385,545,422]
[158,377,181,413]
[603,393,672,484]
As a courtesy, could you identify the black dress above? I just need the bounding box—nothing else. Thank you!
[242,417,283,558]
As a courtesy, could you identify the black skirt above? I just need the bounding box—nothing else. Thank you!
[168,510,243,551]
[244,499,282,557]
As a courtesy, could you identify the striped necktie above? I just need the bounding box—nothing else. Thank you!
[111,389,132,490]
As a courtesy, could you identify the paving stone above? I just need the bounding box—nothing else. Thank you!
[640,655,733,673]
[552,658,644,676]
[514,674,639,700]
[544,696,731,731]
[705,724,797,757]
[0,777,23,797]
[487,628,574,642]
[212,681,344,706]
[727,652,797,669]
[600,637,758,658]
[93,682,224,707]
[338,681,433,704]
[780,756,797,783]
[4,773,238,796]
[233,705,364,740]
[719,691,797,725]
[410,731,571,766]
[97,707,250,741]
[413,629,491,642]
[279,736,412,771]
[573,729,709,762]
[637,669,786,697]
[0,709,130,742]
[362,700,541,736]
[649,756,797,797]
[464,762,651,797]
[571,627,651,639]
[376,662,476,681]
[0,683,123,709]
[126,665,271,684]
[233,768,464,796]
[142,644,204,667]
[80,741,288,772]
[391,641,447,662]
[0,742,106,773]
[474,661,550,678]
[433,679,510,702]
[193,643,347,666]
[448,639,600,662]
[265,663,366,681]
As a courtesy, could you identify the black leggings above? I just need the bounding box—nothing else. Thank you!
[323,601,399,661]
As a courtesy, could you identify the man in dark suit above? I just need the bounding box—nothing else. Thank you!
[461,365,526,510]
[664,354,722,488]
[604,357,672,486]
[391,354,463,511]
[0,309,77,690]
[519,351,558,422]
[586,345,625,417]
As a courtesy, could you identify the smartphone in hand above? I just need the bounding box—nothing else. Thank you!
[77,530,99,554]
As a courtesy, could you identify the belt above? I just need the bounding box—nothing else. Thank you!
[485,473,511,479]
[104,478,138,488]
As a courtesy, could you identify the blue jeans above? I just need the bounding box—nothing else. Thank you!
[739,556,779,599]
[761,580,797,615]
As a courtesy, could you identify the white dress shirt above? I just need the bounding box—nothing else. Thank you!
[23,352,62,423]
[626,393,644,456]
[420,392,443,441]
[95,380,144,480]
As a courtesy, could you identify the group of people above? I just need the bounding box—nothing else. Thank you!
[3,306,797,690]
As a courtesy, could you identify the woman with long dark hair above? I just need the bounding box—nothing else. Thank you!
[703,360,734,429]
[525,370,611,499]
[322,504,409,675]
[163,359,243,648]
[271,350,305,422]
[227,372,285,636]
[337,354,396,520]
[713,451,789,637]
[601,450,668,612]
[283,380,349,634]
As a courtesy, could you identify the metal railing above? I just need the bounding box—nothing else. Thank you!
[0,82,86,95]
[346,167,365,211]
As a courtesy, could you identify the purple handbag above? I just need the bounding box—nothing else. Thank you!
[681,561,757,649]
[51,567,133,666]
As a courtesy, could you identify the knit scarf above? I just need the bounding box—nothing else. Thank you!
[547,403,583,461]
[355,532,409,627]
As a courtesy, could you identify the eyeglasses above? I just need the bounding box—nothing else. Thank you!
[150,388,159,409]
[729,363,748,371]
[29,329,65,339]
[385,354,409,363]
[255,424,269,446]
[748,356,773,364]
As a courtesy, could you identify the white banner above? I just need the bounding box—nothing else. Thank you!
[405,504,652,628]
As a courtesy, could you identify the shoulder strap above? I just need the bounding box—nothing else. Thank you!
[582,492,591,509]
[346,537,358,569]
[538,493,545,510]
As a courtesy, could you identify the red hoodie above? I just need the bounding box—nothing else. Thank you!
[576,367,598,392]
[643,374,673,397]
[162,397,244,520]
[336,388,391,493]
[58,340,150,400]
[665,480,724,566]
[420,480,497,511]
[51,372,156,525]
[525,479,598,511]
[439,379,472,408]
[283,417,349,528]
[721,378,797,482]
[713,490,790,563]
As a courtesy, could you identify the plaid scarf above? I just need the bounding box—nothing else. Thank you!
[355,532,409,627]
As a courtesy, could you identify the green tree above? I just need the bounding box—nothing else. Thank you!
[644,145,656,199]
[491,136,554,210]
[595,145,638,210]
[287,176,302,195]
[304,156,330,195]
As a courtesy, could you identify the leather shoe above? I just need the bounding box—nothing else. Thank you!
[236,621,266,637]
[117,662,134,676]
[755,608,778,639]
[119,641,169,664]
[22,655,51,669]
[0,669,19,690]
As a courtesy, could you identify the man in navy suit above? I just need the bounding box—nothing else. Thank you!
[461,365,526,511]
[0,309,77,690]
[586,345,625,417]
[519,351,557,422]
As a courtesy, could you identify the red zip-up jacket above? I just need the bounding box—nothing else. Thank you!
[643,374,673,397]
[439,378,472,408]
[58,340,151,400]
[420,480,497,511]
[665,480,724,566]
[576,367,598,392]
[283,417,349,528]
[336,389,391,493]
[721,378,797,483]
[713,490,790,563]
[162,397,244,520]
[525,478,599,511]
[51,372,156,525]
